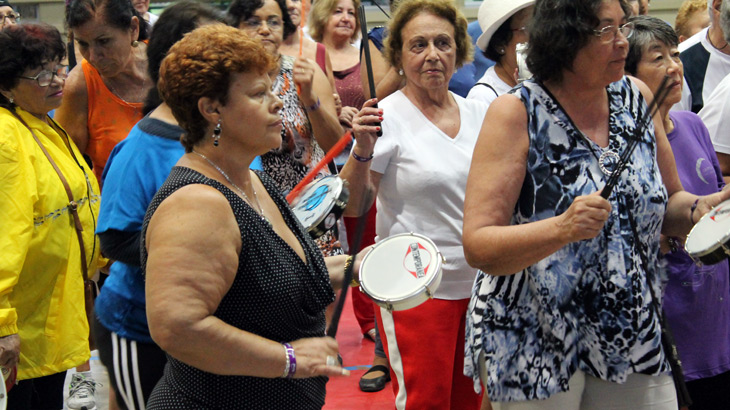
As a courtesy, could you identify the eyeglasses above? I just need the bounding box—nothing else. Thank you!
[18,65,68,87]
[242,16,283,31]
[1,12,20,25]
[593,22,634,42]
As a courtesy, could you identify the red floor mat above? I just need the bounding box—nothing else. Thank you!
[324,290,394,409]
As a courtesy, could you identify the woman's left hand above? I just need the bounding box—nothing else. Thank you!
[694,188,730,223]
[292,57,317,103]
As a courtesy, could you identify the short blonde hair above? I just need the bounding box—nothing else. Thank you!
[158,25,277,152]
[384,0,472,71]
[675,0,708,39]
[308,0,361,43]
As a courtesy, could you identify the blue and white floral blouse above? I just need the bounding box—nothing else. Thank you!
[464,77,670,401]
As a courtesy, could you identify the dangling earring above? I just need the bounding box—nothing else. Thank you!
[212,119,222,147]
[8,96,14,104]
[132,40,140,47]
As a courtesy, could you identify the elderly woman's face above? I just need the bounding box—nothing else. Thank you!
[73,13,139,78]
[325,0,356,41]
[218,70,284,153]
[571,0,629,86]
[7,60,66,117]
[238,0,285,56]
[636,40,683,107]
[399,11,456,92]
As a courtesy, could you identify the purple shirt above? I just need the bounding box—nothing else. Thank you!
[664,110,730,381]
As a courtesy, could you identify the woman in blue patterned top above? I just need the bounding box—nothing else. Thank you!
[462,0,730,409]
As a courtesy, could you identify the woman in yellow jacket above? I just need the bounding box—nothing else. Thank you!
[0,23,103,409]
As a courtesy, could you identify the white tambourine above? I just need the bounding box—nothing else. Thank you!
[291,175,349,239]
[359,233,444,311]
[685,198,730,265]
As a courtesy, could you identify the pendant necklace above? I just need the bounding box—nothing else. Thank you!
[538,81,620,177]
[192,151,272,226]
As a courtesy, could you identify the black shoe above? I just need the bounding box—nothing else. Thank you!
[359,365,390,393]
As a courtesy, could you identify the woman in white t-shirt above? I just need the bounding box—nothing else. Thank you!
[340,0,489,408]
[467,0,534,106]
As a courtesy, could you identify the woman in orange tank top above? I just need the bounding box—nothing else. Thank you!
[56,0,152,185]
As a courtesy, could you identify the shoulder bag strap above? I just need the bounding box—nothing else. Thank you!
[10,111,90,282]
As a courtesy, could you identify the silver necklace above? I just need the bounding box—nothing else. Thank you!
[192,151,271,226]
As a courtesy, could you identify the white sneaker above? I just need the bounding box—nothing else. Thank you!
[67,372,99,410]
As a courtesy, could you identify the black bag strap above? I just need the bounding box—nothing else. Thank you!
[627,211,692,407]
[474,82,499,98]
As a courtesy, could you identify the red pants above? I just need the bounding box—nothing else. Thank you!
[344,203,377,334]
[376,298,481,410]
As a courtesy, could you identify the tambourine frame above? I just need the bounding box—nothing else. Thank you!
[291,175,349,239]
[359,232,445,311]
[685,201,730,265]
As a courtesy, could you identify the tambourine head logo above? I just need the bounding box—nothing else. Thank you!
[404,242,432,279]
[710,204,730,223]
[302,185,330,211]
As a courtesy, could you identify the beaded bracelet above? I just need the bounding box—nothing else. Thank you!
[305,97,321,112]
[352,151,373,162]
[344,255,359,287]
[282,343,296,378]
[667,237,680,254]
[690,198,700,224]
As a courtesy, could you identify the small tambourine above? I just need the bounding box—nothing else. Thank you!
[290,175,349,239]
[359,233,444,311]
[685,198,730,265]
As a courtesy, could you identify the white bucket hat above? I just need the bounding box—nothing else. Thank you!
[476,0,535,52]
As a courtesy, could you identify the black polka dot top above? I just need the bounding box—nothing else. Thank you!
[141,166,335,409]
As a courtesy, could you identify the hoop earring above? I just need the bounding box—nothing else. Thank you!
[212,120,222,147]
[132,40,140,47]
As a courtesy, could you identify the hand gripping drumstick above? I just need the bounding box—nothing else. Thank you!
[359,5,382,137]
[601,75,671,199]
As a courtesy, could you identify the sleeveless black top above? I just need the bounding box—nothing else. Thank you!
[142,166,335,409]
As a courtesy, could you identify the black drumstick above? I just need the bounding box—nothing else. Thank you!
[326,195,371,338]
[327,7,384,339]
[359,5,382,137]
[601,75,671,199]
